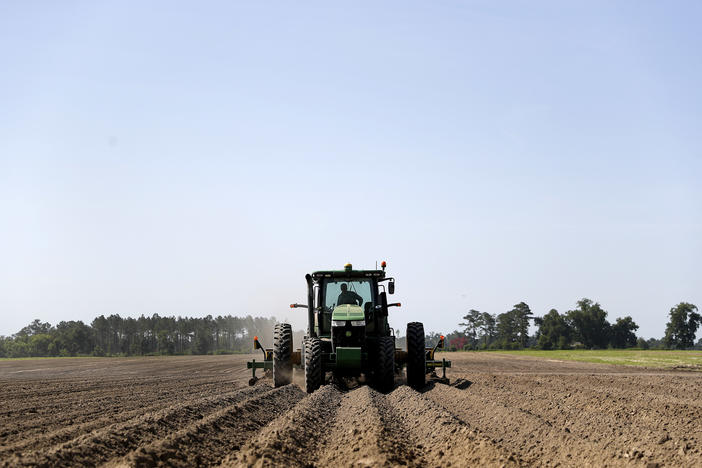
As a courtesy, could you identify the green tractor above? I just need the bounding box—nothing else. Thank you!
[247,262,450,393]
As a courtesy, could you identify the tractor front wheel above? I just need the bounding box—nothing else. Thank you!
[375,336,395,393]
[273,323,293,387]
[406,322,426,390]
[304,337,323,393]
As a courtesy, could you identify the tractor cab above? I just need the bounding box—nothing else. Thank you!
[309,264,396,348]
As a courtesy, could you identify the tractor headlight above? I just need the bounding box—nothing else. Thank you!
[332,320,365,327]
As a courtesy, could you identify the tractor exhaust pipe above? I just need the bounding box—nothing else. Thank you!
[305,274,316,337]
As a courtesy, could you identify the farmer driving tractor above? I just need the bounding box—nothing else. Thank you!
[337,283,363,306]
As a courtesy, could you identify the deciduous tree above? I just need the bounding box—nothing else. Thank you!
[566,299,611,349]
[536,309,571,350]
[611,316,639,348]
[663,302,700,349]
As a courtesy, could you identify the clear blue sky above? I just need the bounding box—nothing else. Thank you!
[1,1,700,339]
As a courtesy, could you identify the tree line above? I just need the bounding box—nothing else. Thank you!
[0,314,280,358]
[441,299,701,351]
[2,300,699,358]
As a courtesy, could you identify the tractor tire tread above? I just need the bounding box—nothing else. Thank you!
[273,323,293,387]
[406,321,426,389]
[304,337,323,393]
[376,336,395,393]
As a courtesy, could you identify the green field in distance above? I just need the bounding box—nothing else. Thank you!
[478,349,702,369]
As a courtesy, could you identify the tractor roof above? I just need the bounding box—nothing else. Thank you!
[311,269,386,280]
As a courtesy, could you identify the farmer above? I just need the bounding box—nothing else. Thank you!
[337,283,363,306]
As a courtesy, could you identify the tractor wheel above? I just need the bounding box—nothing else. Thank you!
[273,323,293,387]
[406,322,426,390]
[375,336,395,393]
[304,337,323,393]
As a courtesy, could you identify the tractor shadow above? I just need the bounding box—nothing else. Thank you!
[330,373,370,392]
[321,373,472,394]
[419,377,473,393]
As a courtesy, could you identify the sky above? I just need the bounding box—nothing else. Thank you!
[1,1,700,339]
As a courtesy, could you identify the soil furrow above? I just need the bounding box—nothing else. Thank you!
[314,386,426,467]
[224,385,343,467]
[426,382,605,466]
[0,379,234,438]
[0,385,274,467]
[384,385,521,467]
[227,384,424,468]
[107,384,306,467]
[427,378,700,466]
[229,383,520,468]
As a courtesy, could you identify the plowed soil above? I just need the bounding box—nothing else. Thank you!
[1,353,700,467]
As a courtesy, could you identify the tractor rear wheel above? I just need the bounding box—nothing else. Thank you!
[304,337,323,393]
[375,336,395,393]
[406,322,426,390]
[273,323,293,387]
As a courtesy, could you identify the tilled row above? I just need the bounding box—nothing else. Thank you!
[427,373,702,467]
[1,384,284,467]
[0,378,232,446]
[224,384,344,467]
[224,384,519,468]
[382,385,520,467]
[107,385,306,468]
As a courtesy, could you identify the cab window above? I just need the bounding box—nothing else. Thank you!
[324,279,372,311]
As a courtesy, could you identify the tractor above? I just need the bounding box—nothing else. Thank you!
[247,262,450,393]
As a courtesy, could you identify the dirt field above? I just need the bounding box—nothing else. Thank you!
[0,353,700,467]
